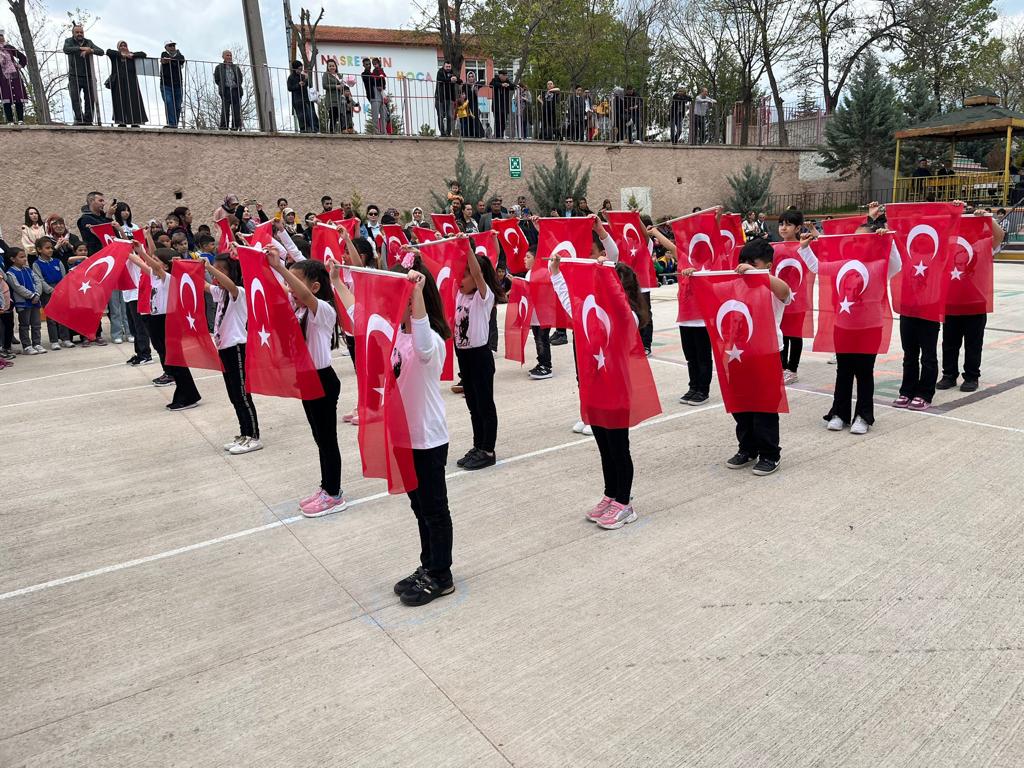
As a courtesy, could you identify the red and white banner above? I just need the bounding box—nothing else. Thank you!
[717,213,745,270]
[504,276,531,364]
[886,202,962,322]
[536,217,593,264]
[216,217,234,254]
[315,209,346,224]
[165,259,223,371]
[411,225,440,245]
[46,239,133,339]
[604,211,657,289]
[946,215,994,316]
[527,263,572,329]
[470,230,499,268]
[430,213,460,238]
[243,220,274,249]
[88,222,118,248]
[416,237,469,381]
[491,218,528,274]
[310,223,344,263]
[820,215,865,236]
[671,211,719,323]
[381,224,410,266]
[772,241,815,338]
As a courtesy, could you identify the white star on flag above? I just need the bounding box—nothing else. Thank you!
[950,267,963,280]
[258,326,271,346]
[79,280,92,294]
[593,348,606,369]
[838,295,854,314]
[913,261,927,276]
[373,385,386,406]
[630,246,638,258]
[186,314,196,330]
[725,344,743,362]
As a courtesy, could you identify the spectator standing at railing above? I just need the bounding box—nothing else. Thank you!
[322,59,345,134]
[0,30,27,125]
[106,42,148,127]
[488,69,513,139]
[62,24,102,126]
[460,71,484,138]
[360,58,382,133]
[214,50,244,131]
[516,85,533,139]
[611,87,625,142]
[287,60,319,134]
[693,88,716,144]
[623,86,643,143]
[159,41,185,129]
[434,61,460,137]
[538,81,561,141]
[670,87,691,145]
[567,86,587,142]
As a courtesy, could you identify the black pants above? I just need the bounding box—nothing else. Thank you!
[455,345,497,452]
[942,313,986,382]
[679,325,713,396]
[125,300,152,357]
[671,117,684,144]
[219,344,260,438]
[639,292,653,351]
[146,314,200,404]
[68,75,97,124]
[532,326,551,368]
[591,426,633,504]
[488,305,499,352]
[326,105,342,133]
[733,412,780,462]
[2,102,24,123]
[899,316,940,401]
[827,353,877,425]
[0,311,13,349]
[781,336,803,372]
[407,444,453,581]
[494,108,507,139]
[220,90,242,130]
[301,366,342,496]
[343,333,357,372]
[435,99,453,137]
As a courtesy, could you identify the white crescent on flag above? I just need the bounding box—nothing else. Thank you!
[502,228,520,255]
[442,223,457,236]
[775,257,804,286]
[955,236,974,265]
[180,272,198,330]
[551,240,578,260]
[835,260,870,295]
[437,266,451,292]
[366,314,396,408]
[582,294,612,369]
[388,236,404,254]
[906,223,940,261]
[517,296,529,322]
[85,255,116,283]
[720,228,736,250]
[715,300,754,342]
[687,233,713,268]
[475,245,487,258]
[250,277,272,346]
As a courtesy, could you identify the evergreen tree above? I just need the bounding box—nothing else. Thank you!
[429,141,491,213]
[819,52,903,196]
[795,87,819,118]
[526,146,591,216]
[725,164,774,214]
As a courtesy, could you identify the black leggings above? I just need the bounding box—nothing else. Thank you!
[826,353,877,425]
[219,344,260,438]
[0,311,14,349]
[454,345,498,453]
[781,336,803,372]
[734,412,781,462]
[407,444,453,581]
[678,325,713,395]
[899,316,940,401]
[146,314,201,406]
[532,326,551,368]
[301,366,343,496]
[942,313,986,381]
[639,292,653,350]
[591,426,633,504]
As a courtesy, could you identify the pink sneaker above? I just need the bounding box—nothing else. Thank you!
[301,491,349,518]
[892,395,911,408]
[350,413,360,426]
[298,488,323,508]
[907,397,930,411]
[585,496,614,522]
[595,502,638,530]
[342,409,355,423]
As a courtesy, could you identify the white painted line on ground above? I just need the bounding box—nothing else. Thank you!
[0,374,224,409]
[0,361,126,386]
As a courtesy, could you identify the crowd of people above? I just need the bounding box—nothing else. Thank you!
[0,181,1005,606]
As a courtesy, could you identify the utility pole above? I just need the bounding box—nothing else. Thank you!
[241,0,277,132]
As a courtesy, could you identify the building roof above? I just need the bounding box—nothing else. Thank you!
[896,103,1024,140]
[315,26,443,48]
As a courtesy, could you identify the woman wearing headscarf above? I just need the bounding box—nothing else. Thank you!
[0,29,28,124]
[106,40,148,127]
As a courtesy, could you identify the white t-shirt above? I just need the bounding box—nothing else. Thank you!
[151,272,170,315]
[454,285,494,349]
[772,291,793,351]
[122,261,140,302]
[296,298,337,369]
[393,316,448,450]
[212,285,248,349]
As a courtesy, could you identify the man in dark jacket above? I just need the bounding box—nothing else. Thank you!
[488,69,513,139]
[76,191,118,344]
[434,61,460,137]
[62,24,102,125]
[159,41,185,128]
[567,86,587,142]
[670,87,691,145]
[213,50,244,131]
[360,58,383,133]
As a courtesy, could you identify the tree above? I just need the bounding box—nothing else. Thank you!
[526,146,591,215]
[818,52,903,195]
[284,4,324,75]
[429,141,491,212]
[7,0,52,123]
[899,72,939,168]
[414,0,468,69]
[794,87,819,117]
[725,164,773,212]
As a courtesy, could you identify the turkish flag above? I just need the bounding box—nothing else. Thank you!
[671,211,719,322]
[431,213,460,237]
[236,246,324,400]
[946,215,994,315]
[242,220,274,249]
[605,211,657,289]
[813,233,895,354]
[164,259,223,371]
[411,225,440,245]
[337,217,360,240]
[717,213,745,270]
[691,271,788,414]
[558,260,662,428]
[310,223,344,263]
[45,239,133,339]
[504,276,531,364]
[137,268,152,315]
[381,224,410,266]
[216,218,234,254]
[772,241,815,338]
[89,222,118,249]
[537,217,593,263]
[315,209,346,224]
[886,202,962,322]
[352,270,417,494]
[417,237,469,381]
[492,218,528,274]
[115,229,148,290]
[470,230,499,268]
[820,215,865,236]
[527,263,572,328]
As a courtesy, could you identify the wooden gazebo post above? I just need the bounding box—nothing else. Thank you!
[892,139,901,202]
[1003,126,1013,206]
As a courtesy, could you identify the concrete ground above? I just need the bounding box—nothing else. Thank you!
[2,266,1023,768]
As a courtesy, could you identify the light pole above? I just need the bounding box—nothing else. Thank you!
[241,0,277,132]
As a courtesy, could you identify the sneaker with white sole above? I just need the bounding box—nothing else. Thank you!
[752,458,780,476]
[826,415,845,431]
[783,370,797,385]
[223,435,243,451]
[581,424,593,436]
[850,416,869,435]
[572,420,586,434]
[301,491,348,518]
[586,496,614,522]
[23,347,39,355]
[60,340,76,348]
[595,502,638,530]
[298,488,323,508]
[112,337,124,344]
[528,364,553,380]
[229,437,264,454]
[50,342,61,351]
[33,345,47,354]
[827,355,837,365]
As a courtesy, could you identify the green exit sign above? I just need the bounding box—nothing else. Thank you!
[509,156,522,178]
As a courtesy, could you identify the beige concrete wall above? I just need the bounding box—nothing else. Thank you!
[1,126,857,240]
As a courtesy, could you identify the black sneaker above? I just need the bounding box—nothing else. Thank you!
[137,355,154,366]
[549,331,568,346]
[686,392,709,405]
[125,355,139,365]
[936,375,957,390]
[152,373,175,387]
[529,364,553,380]
[393,566,426,596]
[726,452,755,469]
[456,448,480,468]
[752,458,780,476]
[463,451,496,471]
[960,379,979,392]
[679,389,696,403]
[400,573,455,606]
[166,400,200,412]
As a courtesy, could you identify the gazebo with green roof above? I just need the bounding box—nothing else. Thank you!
[893,89,1023,206]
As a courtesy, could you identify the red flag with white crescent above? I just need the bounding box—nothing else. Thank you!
[411,225,440,245]
[691,271,789,414]
[45,239,133,339]
[526,263,572,329]
[812,233,895,355]
[89,222,118,249]
[504,276,531,364]
[164,259,223,371]
[236,246,324,400]
[315,209,346,224]
[310,223,344,263]
[671,211,719,322]
[886,202,962,322]
[946,215,994,315]
[242,220,274,249]
[820,215,865,236]
[114,229,148,290]
[216,218,234,253]
[430,213,460,238]
[491,218,528,273]
[772,241,815,338]
[559,260,662,428]
[382,224,410,266]
[604,211,657,289]
[470,230,499,267]
[416,237,468,381]
[536,217,593,264]
[717,214,745,270]
[353,270,417,494]
[337,217,359,240]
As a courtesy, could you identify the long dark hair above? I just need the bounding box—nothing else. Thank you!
[289,258,339,349]
[614,262,649,328]
[114,202,133,227]
[391,254,452,341]
[475,254,506,302]
[24,207,41,226]
[352,237,379,269]
[214,254,244,319]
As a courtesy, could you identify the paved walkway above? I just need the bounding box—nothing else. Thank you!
[2,267,1023,767]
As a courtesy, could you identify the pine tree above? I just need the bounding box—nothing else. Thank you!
[900,73,939,167]
[429,141,491,213]
[819,52,903,196]
[725,164,774,214]
[795,87,819,118]
[526,146,592,216]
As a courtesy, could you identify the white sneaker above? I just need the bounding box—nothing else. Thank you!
[60,340,75,348]
[229,437,264,454]
[127,335,135,342]
[223,435,243,451]
[50,342,61,351]
[783,370,798,385]
[826,415,844,431]
[34,344,47,354]
[850,416,870,435]
[581,424,593,436]
[572,420,586,434]
[827,355,837,365]
[23,346,38,355]
[112,337,124,344]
